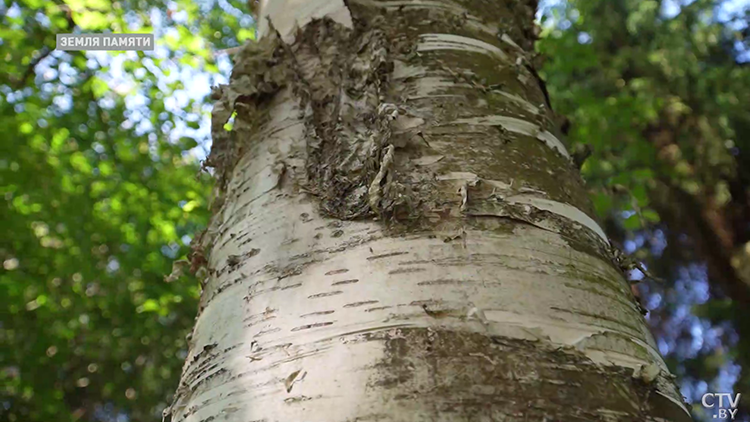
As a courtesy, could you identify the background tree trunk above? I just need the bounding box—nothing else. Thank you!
[167,0,692,420]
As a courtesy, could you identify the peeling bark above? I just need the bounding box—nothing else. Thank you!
[169,0,691,421]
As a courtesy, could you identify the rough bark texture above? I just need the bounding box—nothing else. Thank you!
[169,0,692,420]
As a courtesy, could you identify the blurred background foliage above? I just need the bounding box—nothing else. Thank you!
[1,0,252,420]
[0,0,748,421]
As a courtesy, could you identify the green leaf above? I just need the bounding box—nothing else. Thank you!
[20,122,33,134]
[623,213,642,230]
[642,209,660,223]
[138,299,160,313]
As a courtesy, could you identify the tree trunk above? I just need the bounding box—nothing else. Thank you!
[167,0,692,420]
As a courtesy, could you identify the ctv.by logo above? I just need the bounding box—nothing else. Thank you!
[701,393,741,420]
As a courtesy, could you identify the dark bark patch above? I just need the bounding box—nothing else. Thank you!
[370,335,413,388]
[366,328,691,422]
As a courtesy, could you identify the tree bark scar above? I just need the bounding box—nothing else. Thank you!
[291,18,398,220]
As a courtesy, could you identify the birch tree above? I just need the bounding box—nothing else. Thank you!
[166,0,694,420]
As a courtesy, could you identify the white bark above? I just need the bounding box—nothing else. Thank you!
[168,1,692,421]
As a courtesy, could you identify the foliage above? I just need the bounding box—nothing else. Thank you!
[0,0,252,420]
[540,0,749,229]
